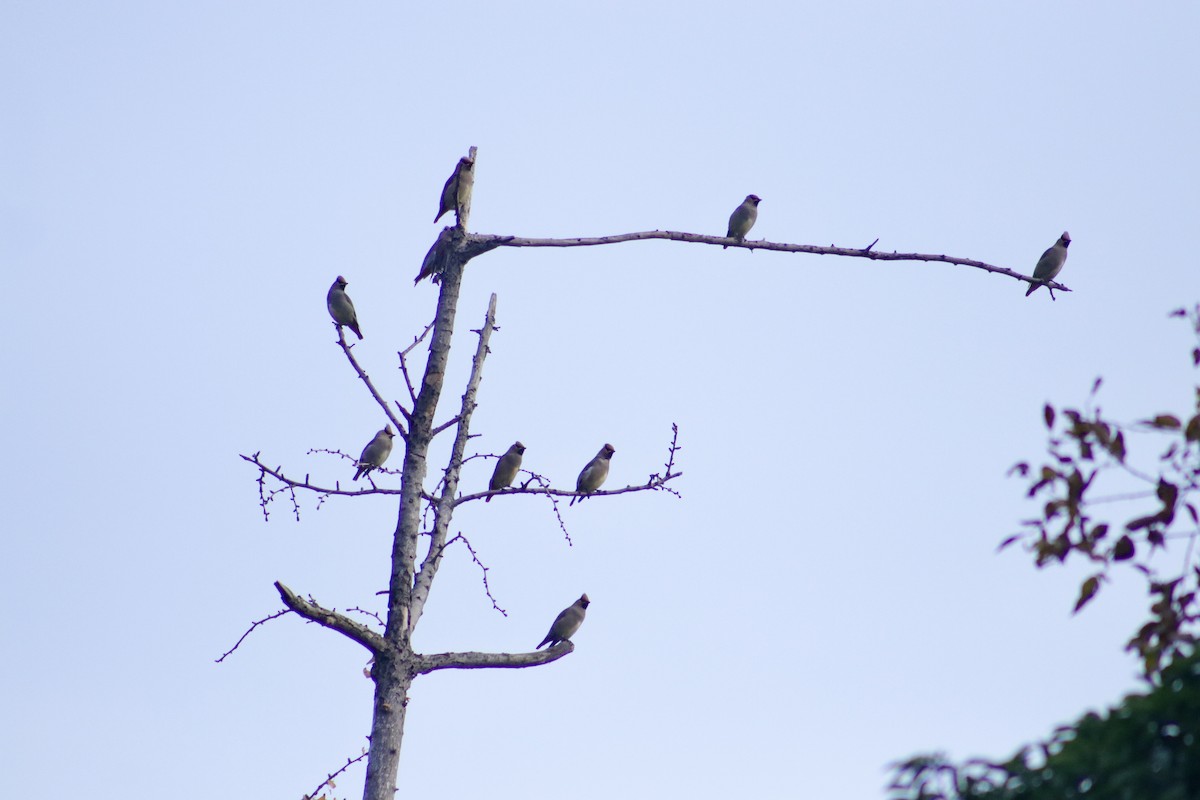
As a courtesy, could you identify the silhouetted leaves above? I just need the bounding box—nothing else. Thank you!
[888,650,1200,799]
[1004,303,1200,679]
[1074,574,1102,613]
[1113,535,1134,561]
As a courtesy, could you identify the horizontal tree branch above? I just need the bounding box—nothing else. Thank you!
[458,473,682,506]
[241,452,403,497]
[414,642,575,674]
[275,581,386,654]
[469,230,1070,292]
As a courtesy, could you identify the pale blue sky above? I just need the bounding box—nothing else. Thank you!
[3,2,1198,798]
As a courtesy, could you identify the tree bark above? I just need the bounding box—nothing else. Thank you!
[364,244,467,800]
[362,649,414,800]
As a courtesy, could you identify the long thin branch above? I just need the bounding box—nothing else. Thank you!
[305,748,369,800]
[410,295,499,628]
[457,478,682,506]
[415,643,575,674]
[241,452,402,496]
[337,328,409,439]
[469,230,1070,292]
[275,581,386,654]
[215,608,292,662]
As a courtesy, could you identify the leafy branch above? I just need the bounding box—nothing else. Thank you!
[1004,304,1200,678]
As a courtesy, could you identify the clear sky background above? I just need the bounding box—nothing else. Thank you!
[3,3,1198,798]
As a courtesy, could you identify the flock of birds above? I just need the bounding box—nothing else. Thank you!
[316,166,1072,651]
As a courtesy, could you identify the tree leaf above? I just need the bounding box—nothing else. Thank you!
[1113,535,1135,561]
[1044,403,1056,429]
[1074,575,1102,613]
[998,534,1022,551]
[1186,415,1200,442]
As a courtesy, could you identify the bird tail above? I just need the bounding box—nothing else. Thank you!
[536,637,552,650]
[1025,283,1040,297]
[353,467,364,481]
[351,324,363,340]
[434,209,446,223]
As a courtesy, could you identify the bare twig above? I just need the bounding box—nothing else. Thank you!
[398,321,435,405]
[215,608,292,663]
[470,230,1071,293]
[446,533,507,615]
[347,607,385,628]
[452,424,684,506]
[304,747,369,800]
[241,452,403,500]
[246,451,304,521]
[520,471,572,545]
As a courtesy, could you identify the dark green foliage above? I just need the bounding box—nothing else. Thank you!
[888,649,1200,799]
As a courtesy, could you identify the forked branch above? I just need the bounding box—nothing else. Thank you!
[336,328,409,439]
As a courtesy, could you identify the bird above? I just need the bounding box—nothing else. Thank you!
[434,156,475,224]
[536,594,590,649]
[1025,232,1071,297]
[570,443,615,506]
[724,194,761,248]
[353,425,395,481]
[327,276,363,339]
[486,441,526,502]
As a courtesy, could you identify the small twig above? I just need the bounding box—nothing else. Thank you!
[304,746,369,800]
[453,424,683,509]
[398,321,435,405]
[241,452,403,501]
[401,321,436,357]
[431,415,462,438]
[533,472,572,545]
[347,606,385,628]
[215,608,292,663]
[863,237,879,252]
[247,451,305,521]
[447,533,507,615]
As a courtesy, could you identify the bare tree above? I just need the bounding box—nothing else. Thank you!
[230,146,1070,800]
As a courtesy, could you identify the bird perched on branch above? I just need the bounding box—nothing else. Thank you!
[570,443,615,505]
[1025,232,1071,297]
[724,194,761,248]
[353,426,395,481]
[536,594,590,649]
[327,276,362,339]
[434,156,475,224]
[486,441,525,502]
